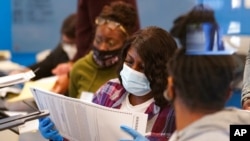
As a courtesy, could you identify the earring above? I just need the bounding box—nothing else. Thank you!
[163,89,172,101]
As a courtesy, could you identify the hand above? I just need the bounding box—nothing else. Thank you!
[39,117,63,141]
[120,125,149,141]
[52,62,73,75]
[51,74,69,94]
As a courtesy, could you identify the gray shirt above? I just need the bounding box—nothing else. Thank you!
[169,108,250,141]
[242,47,250,105]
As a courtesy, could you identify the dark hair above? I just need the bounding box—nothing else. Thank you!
[117,26,178,108]
[61,13,77,39]
[170,4,217,46]
[98,1,138,35]
[167,48,237,111]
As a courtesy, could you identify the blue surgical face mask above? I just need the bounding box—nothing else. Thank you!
[120,63,151,96]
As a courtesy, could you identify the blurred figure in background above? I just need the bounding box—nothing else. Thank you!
[10,13,77,81]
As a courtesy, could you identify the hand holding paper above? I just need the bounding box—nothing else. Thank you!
[39,117,63,141]
[120,125,149,141]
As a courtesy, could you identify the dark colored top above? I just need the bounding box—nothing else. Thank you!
[29,43,69,80]
[73,0,140,61]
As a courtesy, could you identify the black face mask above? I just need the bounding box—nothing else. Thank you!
[92,46,122,68]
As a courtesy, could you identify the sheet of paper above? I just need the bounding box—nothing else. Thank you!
[0,86,21,97]
[31,87,148,141]
[0,71,35,88]
[18,120,39,134]
[8,76,57,102]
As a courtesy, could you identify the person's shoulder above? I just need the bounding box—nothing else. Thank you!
[172,129,228,141]
[93,78,126,104]
[96,78,125,95]
[189,130,228,141]
[72,52,94,69]
[108,78,121,83]
[102,78,123,89]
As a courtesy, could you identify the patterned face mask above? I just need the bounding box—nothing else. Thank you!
[92,46,121,68]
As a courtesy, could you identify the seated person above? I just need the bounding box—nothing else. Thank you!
[10,13,77,81]
[164,48,250,141]
[51,0,140,76]
[120,4,250,141]
[51,1,138,97]
[39,26,178,141]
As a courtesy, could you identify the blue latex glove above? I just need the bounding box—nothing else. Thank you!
[120,125,149,141]
[38,117,63,141]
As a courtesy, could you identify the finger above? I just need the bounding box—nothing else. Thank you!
[52,68,58,75]
[40,117,51,126]
[44,122,55,130]
[48,130,58,136]
[46,130,58,138]
[39,117,46,122]
[120,125,139,138]
[52,85,60,93]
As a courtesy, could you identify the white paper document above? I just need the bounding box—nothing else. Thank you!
[0,71,35,88]
[30,87,148,141]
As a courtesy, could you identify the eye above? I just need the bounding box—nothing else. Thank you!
[138,64,145,72]
[108,40,115,47]
[124,59,133,67]
[94,37,102,45]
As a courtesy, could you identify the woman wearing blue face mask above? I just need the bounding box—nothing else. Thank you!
[38,26,177,141]
[92,26,177,140]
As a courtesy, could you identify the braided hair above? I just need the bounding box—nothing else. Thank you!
[167,48,237,112]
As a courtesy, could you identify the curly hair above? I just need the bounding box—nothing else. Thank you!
[61,13,77,39]
[117,26,178,108]
[170,4,217,46]
[98,1,138,35]
[167,48,237,112]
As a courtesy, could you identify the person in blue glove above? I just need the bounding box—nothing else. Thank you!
[39,26,177,141]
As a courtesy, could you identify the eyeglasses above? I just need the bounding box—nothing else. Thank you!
[95,17,128,37]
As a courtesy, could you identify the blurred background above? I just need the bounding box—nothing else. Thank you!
[1,0,250,64]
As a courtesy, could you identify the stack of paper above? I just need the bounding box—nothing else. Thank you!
[0,71,35,88]
[0,71,35,98]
